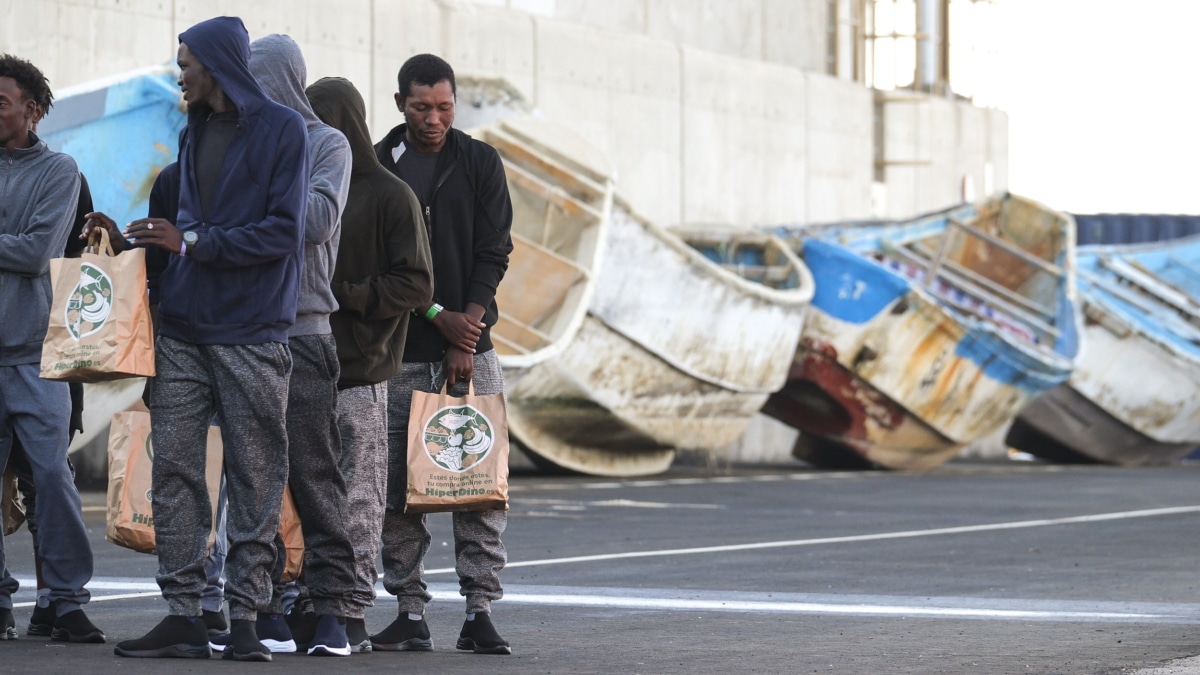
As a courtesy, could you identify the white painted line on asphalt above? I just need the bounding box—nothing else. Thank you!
[425,504,1200,573]
[14,579,1199,624]
[512,471,877,492]
[442,592,1159,622]
[519,497,723,510]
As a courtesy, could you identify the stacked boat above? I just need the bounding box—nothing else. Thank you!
[763,194,1082,470]
[1006,235,1200,465]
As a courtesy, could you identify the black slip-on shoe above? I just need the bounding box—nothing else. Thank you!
[50,608,105,644]
[346,618,371,653]
[370,614,433,652]
[202,608,228,637]
[221,619,272,662]
[456,613,511,655]
[27,601,55,637]
[113,615,211,658]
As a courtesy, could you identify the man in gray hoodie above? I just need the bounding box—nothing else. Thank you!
[201,34,357,657]
[0,53,104,645]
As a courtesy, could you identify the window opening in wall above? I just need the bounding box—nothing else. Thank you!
[848,0,997,102]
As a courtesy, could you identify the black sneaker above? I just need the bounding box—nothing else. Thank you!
[114,615,211,658]
[0,608,15,640]
[210,615,293,654]
[306,615,350,657]
[255,613,296,653]
[202,609,228,637]
[370,613,433,652]
[346,618,371,653]
[456,613,511,655]
[50,608,105,644]
[27,600,55,636]
[221,619,272,662]
[284,608,317,650]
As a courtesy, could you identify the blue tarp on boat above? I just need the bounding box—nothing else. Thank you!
[37,66,185,229]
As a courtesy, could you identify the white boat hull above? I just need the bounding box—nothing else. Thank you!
[1010,298,1200,465]
[507,202,814,476]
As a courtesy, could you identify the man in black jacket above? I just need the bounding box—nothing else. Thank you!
[371,53,514,655]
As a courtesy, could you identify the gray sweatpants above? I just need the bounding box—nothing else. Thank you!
[0,364,93,613]
[382,349,508,615]
[272,334,358,618]
[150,336,290,620]
[337,381,388,613]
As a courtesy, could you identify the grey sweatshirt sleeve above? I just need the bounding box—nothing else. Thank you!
[305,131,352,246]
[0,157,79,276]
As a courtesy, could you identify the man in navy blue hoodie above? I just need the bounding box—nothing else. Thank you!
[112,16,308,662]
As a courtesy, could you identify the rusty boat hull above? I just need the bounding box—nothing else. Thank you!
[1007,236,1200,465]
[766,194,1081,470]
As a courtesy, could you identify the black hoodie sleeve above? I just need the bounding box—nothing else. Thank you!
[465,141,513,312]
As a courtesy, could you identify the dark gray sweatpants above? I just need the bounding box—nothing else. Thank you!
[382,349,508,615]
[337,380,388,613]
[150,336,290,620]
[271,334,357,618]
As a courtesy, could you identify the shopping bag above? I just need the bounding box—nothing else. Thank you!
[41,228,155,382]
[405,383,510,514]
[278,485,304,583]
[1,464,25,536]
[106,404,223,554]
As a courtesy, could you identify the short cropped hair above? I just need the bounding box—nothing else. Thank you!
[396,54,455,101]
[0,53,53,112]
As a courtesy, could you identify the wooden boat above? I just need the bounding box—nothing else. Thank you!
[1006,235,1200,465]
[35,67,186,474]
[763,193,1081,470]
[504,198,815,476]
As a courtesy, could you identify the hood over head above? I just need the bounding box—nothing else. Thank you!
[178,16,267,121]
[248,33,321,128]
[306,77,379,177]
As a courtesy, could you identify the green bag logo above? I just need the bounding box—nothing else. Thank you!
[422,405,495,472]
[65,263,113,340]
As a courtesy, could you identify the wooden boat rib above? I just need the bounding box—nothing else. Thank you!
[1007,234,1200,466]
[765,193,1081,470]
[504,197,815,476]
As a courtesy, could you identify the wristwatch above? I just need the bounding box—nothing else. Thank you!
[181,230,198,256]
[423,303,444,321]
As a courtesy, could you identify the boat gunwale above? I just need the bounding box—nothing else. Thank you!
[613,195,816,308]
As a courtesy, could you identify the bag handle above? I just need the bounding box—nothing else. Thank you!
[439,379,476,396]
[86,226,115,257]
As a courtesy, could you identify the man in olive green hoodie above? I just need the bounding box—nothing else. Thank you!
[305,75,433,652]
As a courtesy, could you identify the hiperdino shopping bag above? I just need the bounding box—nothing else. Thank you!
[106,404,223,554]
[41,228,155,382]
[405,383,510,514]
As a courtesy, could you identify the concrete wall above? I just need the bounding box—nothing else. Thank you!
[4,0,1004,227]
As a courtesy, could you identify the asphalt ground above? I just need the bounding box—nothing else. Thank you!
[2,459,1199,674]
